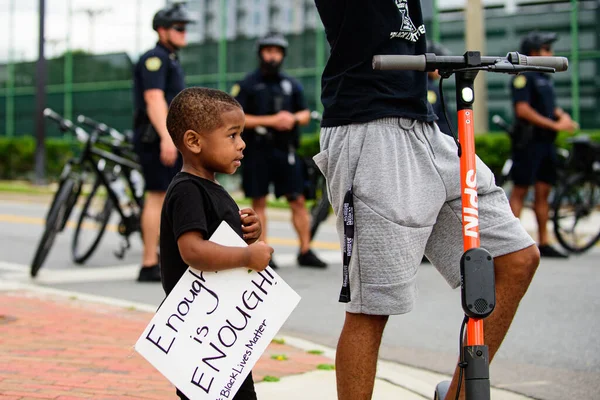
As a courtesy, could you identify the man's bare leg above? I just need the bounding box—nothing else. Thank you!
[509,185,530,219]
[533,182,551,245]
[251,196,268,242]
[141,191,166,266]
[288,195,311,253]
[336,312,389,400]
[444,245,540,399]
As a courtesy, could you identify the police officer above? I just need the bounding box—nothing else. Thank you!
[133,3,193,282]
[232,32,326,269]
[509,31,578,258]
[426,41,453,136]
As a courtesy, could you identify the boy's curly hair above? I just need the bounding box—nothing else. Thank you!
[166,87,242,147]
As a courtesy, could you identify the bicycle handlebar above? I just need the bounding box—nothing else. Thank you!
[77,114,126,143]
[43,108,89,142]
[372,52,568,73]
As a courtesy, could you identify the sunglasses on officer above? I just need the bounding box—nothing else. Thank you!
[171,24,187,33]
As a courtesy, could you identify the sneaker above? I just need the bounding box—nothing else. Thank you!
[538,244,569,259]
[137,264,161,282]
[268,257,279,270]
[297,249,327,268]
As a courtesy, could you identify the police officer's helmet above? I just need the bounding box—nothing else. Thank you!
[520,31,558,55]
[153,2,195,31]
[256,32,288,56]
[426,41,450,56]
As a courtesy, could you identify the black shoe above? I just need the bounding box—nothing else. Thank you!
[298,249,327,268]
[137,264,161,282]
[268,257,279,270]
[538,244,569,259]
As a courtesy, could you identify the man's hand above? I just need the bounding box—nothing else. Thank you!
[245,241,274,271]
[240,208,261,244]
[272,111,297,131]
[554,114,578,133]
[160,137,179,166]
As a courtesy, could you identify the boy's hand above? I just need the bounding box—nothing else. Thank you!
[240,208,261,243]
[245,241,273,271]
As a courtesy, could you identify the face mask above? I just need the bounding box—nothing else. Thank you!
[260,58,282,76]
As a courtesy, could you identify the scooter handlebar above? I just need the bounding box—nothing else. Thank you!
[373,52,568,73]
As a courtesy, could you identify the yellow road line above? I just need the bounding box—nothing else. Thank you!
[0,214,341,250]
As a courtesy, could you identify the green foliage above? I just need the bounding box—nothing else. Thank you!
[0,137,76,180]
[262,376,280,382]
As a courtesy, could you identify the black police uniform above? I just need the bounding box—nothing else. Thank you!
[510,71,558,186]
[133,42,184,191]
[233,69,308,199]
[427,77,452,136]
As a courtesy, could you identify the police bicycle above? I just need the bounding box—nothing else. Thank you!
[492,115,600,254]
[372,51,568,399]
[30,110,144,277]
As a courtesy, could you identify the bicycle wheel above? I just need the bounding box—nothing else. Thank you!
[71,180,114,265]
[31,178,76,277]
[309,178,331,240]
[553,177,600,253]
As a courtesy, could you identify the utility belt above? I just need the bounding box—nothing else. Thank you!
[134,109,159,144]
[511,119,534,151]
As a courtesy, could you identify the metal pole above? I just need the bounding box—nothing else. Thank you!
[64,0,73,121]
[465,0,489,133]
[218,0,228,91]
[6,0,16,137]
[135,0,142,56]
[432,0,440,42]
[314,23,325,113]
[35,0,47,184]
[570,0,580,124]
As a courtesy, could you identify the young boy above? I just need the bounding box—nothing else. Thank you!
[160,87,274,400]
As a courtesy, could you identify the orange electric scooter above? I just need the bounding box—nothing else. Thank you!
[372,50,568,400]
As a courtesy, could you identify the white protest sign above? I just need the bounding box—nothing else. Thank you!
[135,221,301,400]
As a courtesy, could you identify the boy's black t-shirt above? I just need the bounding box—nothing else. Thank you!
[160,172,242,295]
[159,172,257,400]
[314,0,436,127]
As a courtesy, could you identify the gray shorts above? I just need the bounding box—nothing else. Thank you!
[313,118,534,315]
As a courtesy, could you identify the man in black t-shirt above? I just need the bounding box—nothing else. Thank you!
[313,2,540,399]
[160,87,274,400]
[509,31,577,259]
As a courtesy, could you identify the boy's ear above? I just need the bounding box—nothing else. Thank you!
[183,129,202,154]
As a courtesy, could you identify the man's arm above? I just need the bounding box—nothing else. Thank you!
[515,102,557,131]
[293,109,311,126]
[144,89,178,166]
[244,112,297,131]
[144,89,170,140]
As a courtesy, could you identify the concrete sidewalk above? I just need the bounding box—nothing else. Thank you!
[0,283,531,400]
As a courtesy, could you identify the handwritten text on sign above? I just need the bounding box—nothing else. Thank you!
[135,221,301,400]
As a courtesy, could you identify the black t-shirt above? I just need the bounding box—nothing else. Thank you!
[315,0,435,127]
[511,72,557,142]
[233,69,307,151]
[159,172,243,295]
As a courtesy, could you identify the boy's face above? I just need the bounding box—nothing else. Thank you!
[188,108,246,178]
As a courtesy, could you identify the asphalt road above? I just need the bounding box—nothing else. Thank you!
[1,195,598,399]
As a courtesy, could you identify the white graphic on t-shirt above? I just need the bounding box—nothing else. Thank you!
[396,0,416,32]
[390,0,426,42]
